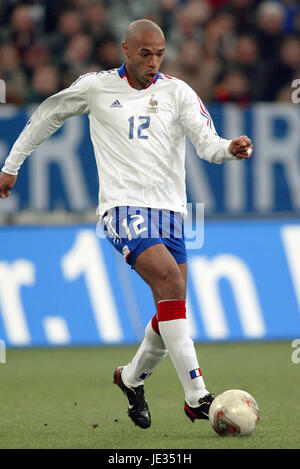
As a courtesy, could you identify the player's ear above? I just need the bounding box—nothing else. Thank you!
[121,41,129,58]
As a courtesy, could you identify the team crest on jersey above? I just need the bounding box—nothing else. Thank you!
[147,95,159,113]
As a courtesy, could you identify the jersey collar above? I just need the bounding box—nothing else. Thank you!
[117,62,160,89]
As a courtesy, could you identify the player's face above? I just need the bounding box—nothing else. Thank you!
[122,32,165,89]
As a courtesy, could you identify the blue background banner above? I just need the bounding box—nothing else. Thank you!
[0,218,299,347]
[0,104,300,214]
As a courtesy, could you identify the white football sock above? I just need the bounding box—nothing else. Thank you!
[158,317,208,406]
[122,320,168,387]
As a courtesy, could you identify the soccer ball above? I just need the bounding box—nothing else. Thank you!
[209,389,260,437]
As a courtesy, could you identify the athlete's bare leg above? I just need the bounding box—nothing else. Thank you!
[135,243,186,301]
[130,244,208,405]
[118,244,211,429]
[151,261,187,310]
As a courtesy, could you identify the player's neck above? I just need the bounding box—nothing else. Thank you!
[124,64,145,90]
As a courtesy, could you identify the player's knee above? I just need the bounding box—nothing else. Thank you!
[155,266,186,300]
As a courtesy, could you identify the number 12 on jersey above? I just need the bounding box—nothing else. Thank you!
[128,116,150,139]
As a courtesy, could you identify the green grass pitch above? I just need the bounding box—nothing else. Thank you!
[0,340,299,449]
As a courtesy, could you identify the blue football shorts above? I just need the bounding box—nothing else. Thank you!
[101,206,187,268]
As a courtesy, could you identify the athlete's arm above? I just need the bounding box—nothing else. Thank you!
[0,73,97,197]
[177,81,252,164]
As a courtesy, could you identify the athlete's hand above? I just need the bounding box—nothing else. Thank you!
[0,171,17,199]
[229,136,253,159]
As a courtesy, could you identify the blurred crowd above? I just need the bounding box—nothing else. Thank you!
[0,0,299,106]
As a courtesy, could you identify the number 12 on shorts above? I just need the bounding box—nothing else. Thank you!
[122,214,147,240]
[128,116,150,139]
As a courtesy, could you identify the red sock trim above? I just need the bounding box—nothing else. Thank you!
[157,300,186,322]
[151,313,160,335]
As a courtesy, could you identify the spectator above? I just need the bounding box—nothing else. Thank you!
[0,0,296,105]
[8,4,38,55]
[57,9,83,38]
[213,68,252,106]
[96,40,123,70]
[265,35,300,100]
[203,11,237,63]
[176,40,203,91]
[174,39,219,101]
[158,0,180,36]
[0,43,28,104]
[220,0,258,35]
[107,0,158,42]
[292,8,300,34]
[255,1,285,64]
[229,34,269,100]
[61,33,93,79]
[207,0,229,9]
[83,1,111,43]
[47,9,84,59]
[0,0,12,30]
[273,0,300,33]
[23,43,52,80]
[167,0,210,50]
[27,65,60,103]
[160,60,183,78]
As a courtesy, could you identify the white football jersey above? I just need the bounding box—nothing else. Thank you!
[2,63,236,217]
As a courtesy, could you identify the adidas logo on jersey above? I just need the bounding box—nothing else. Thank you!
[110,99,123,108]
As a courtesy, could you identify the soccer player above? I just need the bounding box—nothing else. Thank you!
[0,20,252,429]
